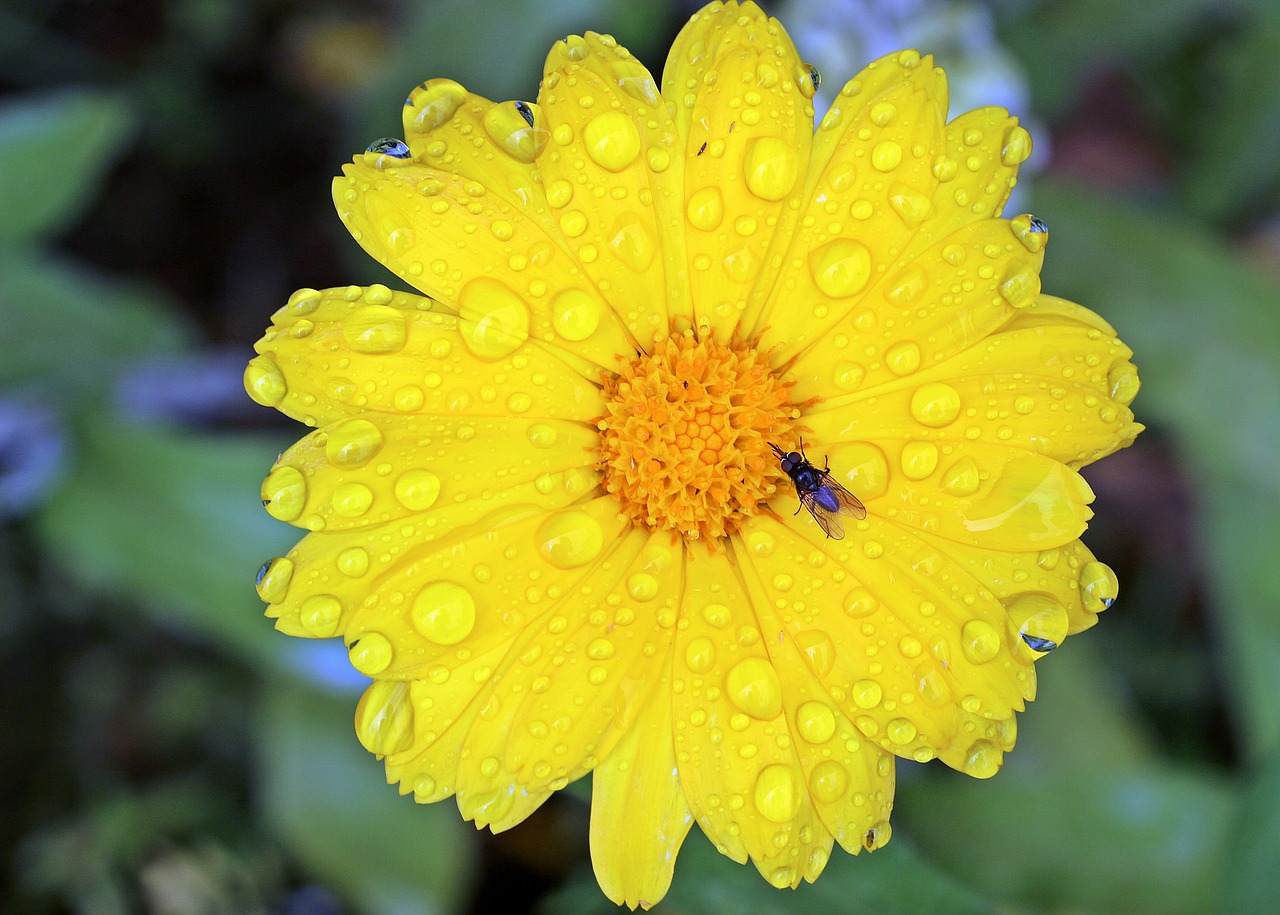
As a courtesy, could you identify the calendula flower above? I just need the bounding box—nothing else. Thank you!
[246,1,1141,907]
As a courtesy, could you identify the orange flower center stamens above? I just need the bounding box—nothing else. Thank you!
[597,326,798,543]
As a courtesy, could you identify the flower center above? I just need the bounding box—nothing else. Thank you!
[597,327,798,543]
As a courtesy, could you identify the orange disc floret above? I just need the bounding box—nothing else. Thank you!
[598,326,798,543]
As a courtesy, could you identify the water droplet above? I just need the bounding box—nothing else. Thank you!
[725,657,783,720]
[851,678,883,709]
[262,465,306,522]
[458,277,530,360]
[550,289,602,341]
[835,441,890,500]
[796,61,821,98]
[793,629,835,677]
[833,362,865,391]
[326,418,384,467]
[527,423,559,448]
[348,631,393,675]
[342,304,408,355]
[1108,361,1140,405]
[843,588,878,618]
[299,594,342,637]
[809,238,872,298]
[627,572,658,601]
[809,759,848,803]
[583,111,641,171]
[871,140,902,172]
[961,619,1002,663]
[961,739,1002,778]
[1000,125,1033,166]
[338,547,370,577]
[559,210,588,237]
[536,510,604,569]
[888,185,931,225]
[686,186,724,231]
[754,764,800,823]
[702,603,730,628]
[332,482,373,517]
[647,148,670,172]
[909,382,961,427]
[394,470,440,511]
[607,217,656,272]
[743,137,799,201]
[244,354,286,406]
[999,268,1042,309]
[366,137,411,158]
[886,340,921,375]
[255,557,293,603]
[546,179,573,208]
[411,581,476,645]
[412,79,467,130]
[900,441,938,480]
[940,457,981,495]
[1010,213,1048,252]
[886,717,916,745]
[355,680,414,755]
[1079,561,1119,612]
[1005,592,1068,656]
[796,701,836,744]
[685,636,716,673]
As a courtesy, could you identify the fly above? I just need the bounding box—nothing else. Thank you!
[770,441,866,539]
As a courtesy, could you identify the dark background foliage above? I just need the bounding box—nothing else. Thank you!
[2,0,1278,912]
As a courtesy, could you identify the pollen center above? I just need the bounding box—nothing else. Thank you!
[598,327,797,542]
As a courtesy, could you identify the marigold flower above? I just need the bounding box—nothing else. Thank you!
[246,1,1141,907]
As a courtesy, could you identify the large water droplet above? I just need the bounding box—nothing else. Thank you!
[607,217,656,272]
[300,594,342,637]
[483,101,547,162]
[871,140,902,172]
[743,137,799,201]
[332,482,373,517]
[960,619,1002,663]
[348,631,393,675]
[394,470,440,511]
[851,679,883,709]
[886,340,921,376]
[1000,125,1033,166]
[1005,593,1068,655]
[999,268,1042,309]
[355,680,414,755]
[338,547,370,578]
[1079,561,1119,612]
[412,79,467,131]
[244,354,286,406]
[686,185,724,231]
[961,739,1002,778]
[754,764,800,823]
[458,277,531,360]
[909,382,961,427]
[262,465,306,522]
[941,457,981,495]
[412,581,476,645]
[255,557,293,603]
[685,636,716,673]
[583,111,641,171]
[1108,361,1140,405]
[809,759,848,803]
[809,238,872,298]
[900,441,938,480]
[550,289,601,341]
[326,418,384,468]
[344,305,407,354]
[725,657,783,720]
[536,510,604,569]
[796,701,836,744]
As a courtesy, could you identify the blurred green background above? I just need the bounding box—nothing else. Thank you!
[2,0,1278,912]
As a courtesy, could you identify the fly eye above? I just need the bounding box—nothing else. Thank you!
[514,100,535,127]
[787,452,802,463]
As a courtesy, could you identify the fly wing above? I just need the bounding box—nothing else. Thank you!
[817,470,867,520]
[799,490,846,540]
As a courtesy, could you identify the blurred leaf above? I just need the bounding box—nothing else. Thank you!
[1221,749,1280,910]
[35,416,296,666]
[0,88,136,242]
[257,680,475,915]
[1000,0,1222,116]
[898,766,1231,914]
[0,253,191,397]
[545,828,991,915]
[1032,180,1280,758]
[1183,7,1280,221]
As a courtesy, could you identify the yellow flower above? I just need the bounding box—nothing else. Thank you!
[246,1,1141,907]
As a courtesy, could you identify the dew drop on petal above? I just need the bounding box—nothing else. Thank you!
[348,631,393,675]
[851,679,883,709]
[754,764,801,823]
[255,557,294,603]
[536,510,604,569]
[411,581,476,645]
[300,594,342,637]
[999,268,1042,309]
[550,289,601,341]
[940,456,981,495]
[394,470,440,511]
[626,572,658,601]
[743,136,799,201]
[900,441,938,480]
[527,423,559,448]
[725,657,783,720]
[1000,125,1033,166]
[886,340,921,375]
[886,717,917,745]
[961,739,1002,778]
[796,700,836,744]
[458,277,531,360]
[244,354,287,406]
[344,305,408,353]
[910,382,961,427]
[262,465,306,521]
[809,238,872,298]
[326,418,384,467]
[355,680,414,755]
[960,619,1002,664]
[1108,361,1141,405]
[583,111,641,171]
[332,482,373,517]
[338,547,370,578]
[686,186,724,231]
[684,636,716,673]
[809,759,848,803]
[871,140,902,172]
[1005,593,1069,655]
[1079,561,1119,612]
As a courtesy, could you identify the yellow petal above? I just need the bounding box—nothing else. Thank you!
[537,33,687,343]
[259,416,598,534]
[456,531,679,801]
[671,548,833,886]
[806,322,1141,469]
[785,215,1039,401]
[748,52,949,350]
[662,0,815,335]
[248,285,606,430]
[732,514,1033,762]
[938,707,1018,778]
[930,106,1027,228]
[262,421,599,638]
[590,686,694,910]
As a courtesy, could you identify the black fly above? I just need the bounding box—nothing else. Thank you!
[770,441,866,539]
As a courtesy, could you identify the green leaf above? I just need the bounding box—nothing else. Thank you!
[544,829,992,915]
[257,680,476,915]
[899,766,1232,914]
[0,89,136,242]
[35,416,296,667]
[1032,180,1280,758]
[1220,749,1280,910]
[1183,7,1280,221]
[0,252,191,398]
